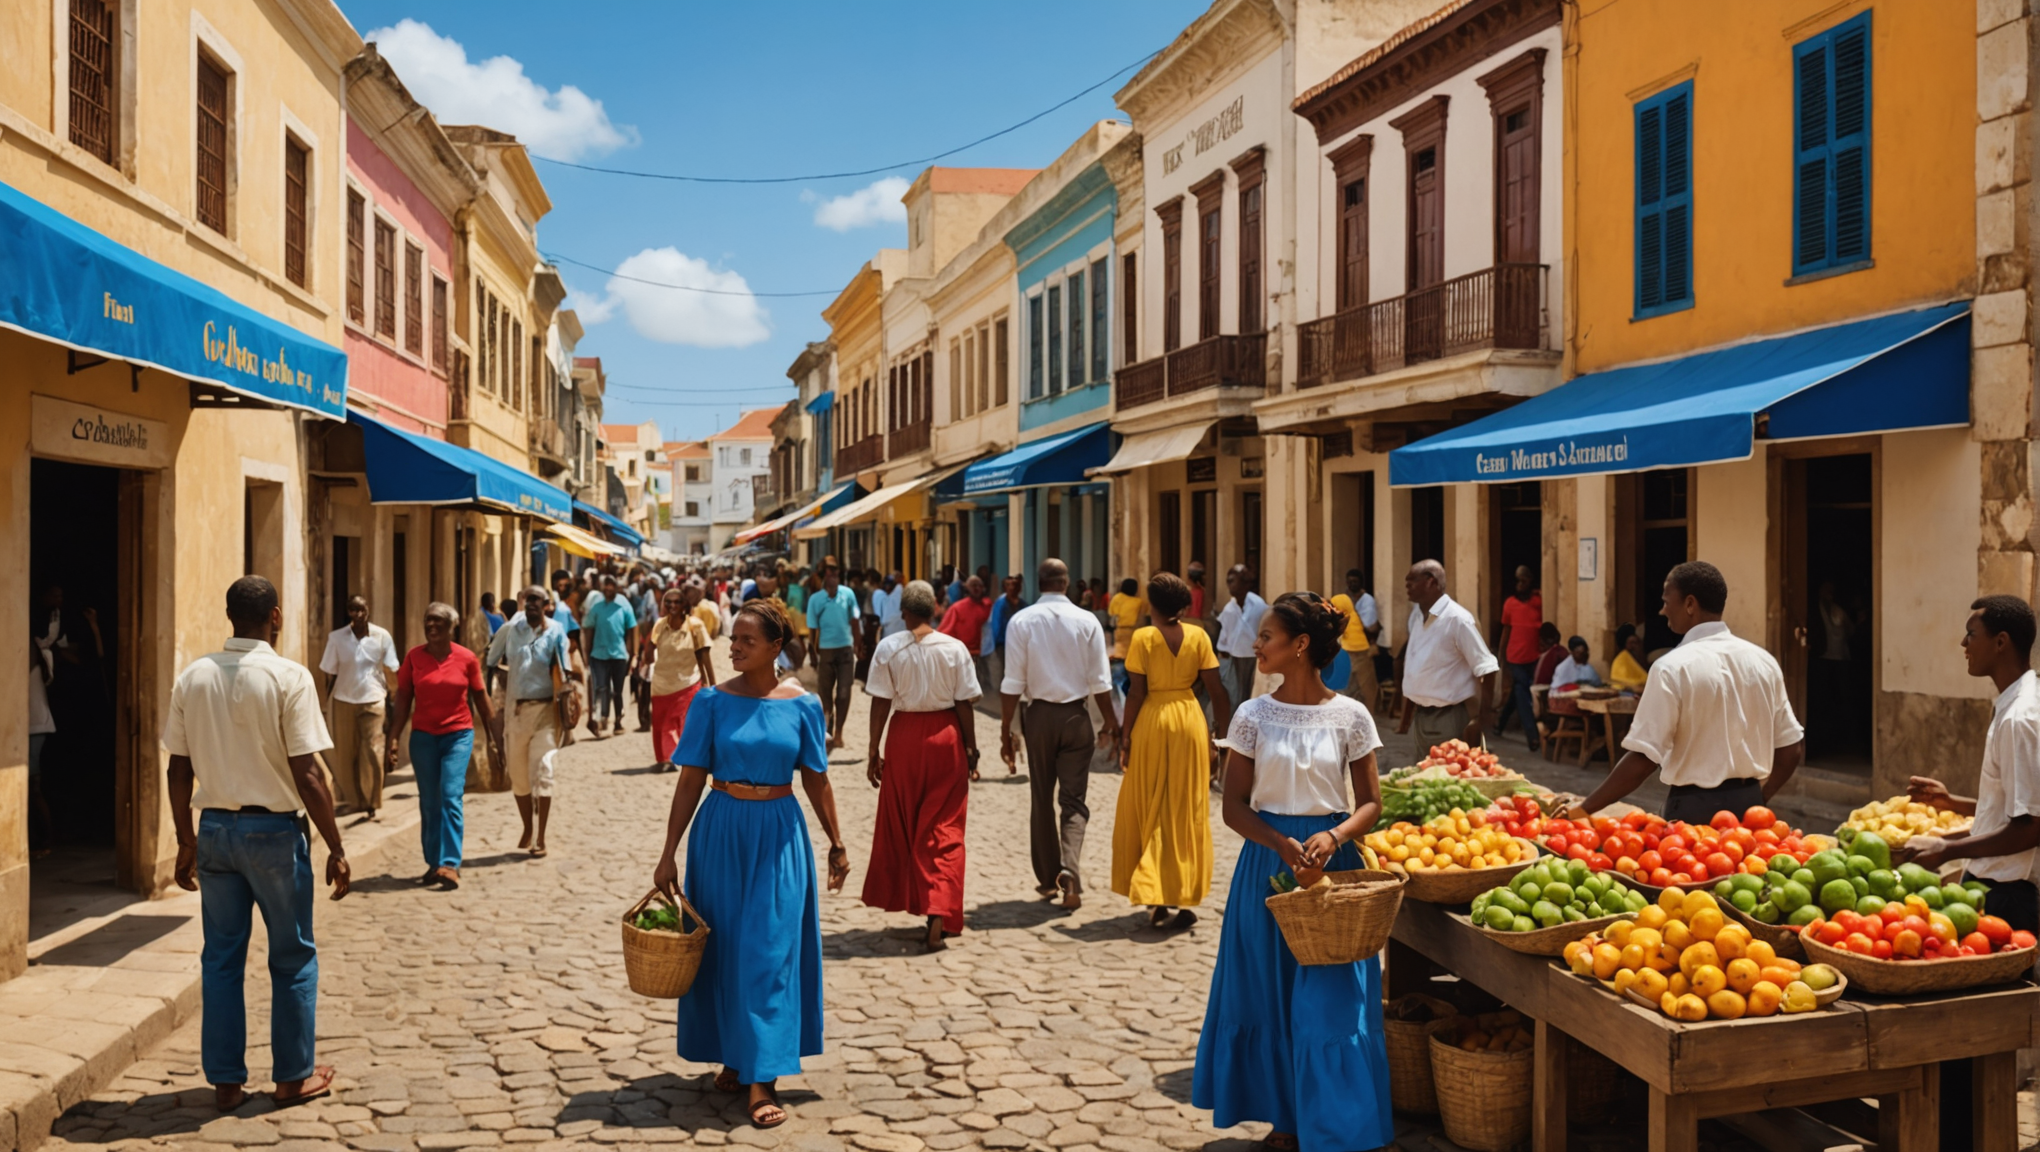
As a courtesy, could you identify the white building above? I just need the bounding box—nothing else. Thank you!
[669,440,713,555]
[706,407,781,551]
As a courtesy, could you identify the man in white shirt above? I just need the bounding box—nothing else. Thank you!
[1572,561,1804,822]
[1000,558,1120,910]
[165,576,349,1112]
[872,570,907,639]
[317,596,399,818]
[1215,565,1267,707]
[1396,560,1500,751]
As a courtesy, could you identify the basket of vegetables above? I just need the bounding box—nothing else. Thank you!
[1264,867,1403,965]
[622,890,710,998]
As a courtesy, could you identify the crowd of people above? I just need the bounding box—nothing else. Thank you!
[155,549,2040,1151]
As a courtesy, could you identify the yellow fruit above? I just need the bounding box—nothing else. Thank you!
[1660,990,1679,1016]
[1658,887,1687,913]
[1690,964,1728,998]
[1566,944,1595,977]
[1706,990,1748,1020]
[1745,940,1778,968]
[1613,968,1639,994]
[1636,905,1670,931]
[1633,968,1669,1002]
[1604,920,1635,948]
[1669,993,1709,1022]
[1746,981,1782,1017]
[1619,943,1648,971]
[1663,921,1695,951]
[1680,942,1721,977]
[1592,943,1623,980]
[1419,847,1436,866]
[1780,981,1819,1014]
[1667,972,1691,997]
[1713,925,1749,960]
[1725,958,1761,995]
[1628,927,1663,954]
[1681,891,1720,921]
[1389,845,1412,863]
[1647,944,1679,973]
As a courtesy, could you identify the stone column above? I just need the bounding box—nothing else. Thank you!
[1976,0,2039,600]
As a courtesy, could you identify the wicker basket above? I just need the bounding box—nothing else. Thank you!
[1430,1027,1534,1152]
[1465,911,1627,956]
[1264,869,1403,966]
[621,890,710,999]
[1393,840,1543,905]
[1384,994,1458,1114]
[1567,1040,1633,1123]
[1723,903,1807,960]
[1800,932,2035,995]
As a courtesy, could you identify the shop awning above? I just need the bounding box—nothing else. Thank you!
[806,391,835,413]
[353,413,573,520]
[574,499,645,545]
[0,178,347,417]
[542,522,627,559]
[1389,303,1972,487]
[794,470,955,540]
[959,422,1112,496]
[1091,421,1213,475]
[734,482,858,544]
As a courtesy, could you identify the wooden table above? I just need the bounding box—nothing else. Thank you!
[1576,694,1637,766]
[1386,898,2038,1152]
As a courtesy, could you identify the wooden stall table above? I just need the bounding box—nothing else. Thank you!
[1387,898,2040,1152]
[1575,694,1637,766]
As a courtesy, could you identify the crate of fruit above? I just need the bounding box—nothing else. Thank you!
[1463,862,1651,955]
[1563,886,1843,1020]
[1799,907,2036,994]
[1363,812,1539,904]
[1838,797,1972,847]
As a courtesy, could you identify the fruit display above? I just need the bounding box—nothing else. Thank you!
[1379,777,1497,826]
[1470,857,1648,931]
[1726,837,1991,930]
[1582,807,1828,889]
[1801,902,2032,960]
[1363,810,1530,873]
[1838,799,1971,847]
[1412,739,1520,780]
[1484,793,1551,839]
[1564,887,1829,1020]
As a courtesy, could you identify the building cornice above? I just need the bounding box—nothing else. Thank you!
[1115,0,1287,129]
[345,48,482,221]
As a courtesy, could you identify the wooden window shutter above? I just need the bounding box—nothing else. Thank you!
[283,138,309,287]
[1157,198,1184,352]
[373,219,397,337]
[921,350,933,422]
[195,54,229,233]
[404,243,424,354]
[68,0,118,164]
[1191,171,1225,340]
[1232,148,1266,335]
[1091,256,1110,382]
[1066,269,1085,387]
[1793,13,1871,275]
[1634,82,1693,316]
[1328,135,1373,312]
[346,191,366,323]
[431,276,448,372]
[995,317,1009,406]
[1120,252,1138,365]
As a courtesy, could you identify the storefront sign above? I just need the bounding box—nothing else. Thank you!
[1163,96,1245,176]
[31,394,171,470]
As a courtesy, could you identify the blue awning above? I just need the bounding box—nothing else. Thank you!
[575,499,645,545]
[1389,303,1971,487]
[0,178,346,417]
[806,391,835,413]
[352,413,573,520]
[958,422,1112,496]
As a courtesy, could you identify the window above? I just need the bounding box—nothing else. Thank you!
[686,501,699,518]
[1091,257,1110,382]
[485,292,499,394]
[950,340,963,418]
[1234,149,1266,333]
[1159,199,1184,352]
[195,53,230,233]
[346,190,365,324]
[1068,269,1087,386]
[511,320,523,410]
[1393,96,1448,292]
[741,448,752,466]
[1120,252,1137,366]
[68,0,118,164]
[1028,294,1044,399]
[1046,285,1063,395]
[430,275,448,371]
[1793,13,1871,276]
[1331,134,1373,311]
[995,317,1009,406]
[283,136,309,288]
[978,322,992,410]
[686,464,701,482]
[645,450,655,462]
[1192,171,1225,340]
[1634,81,1694,316]
[373,219,397,338]
[1480,49,1545,266]
[404,243,423,354]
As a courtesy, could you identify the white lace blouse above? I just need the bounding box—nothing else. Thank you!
[1226,693,1383,816]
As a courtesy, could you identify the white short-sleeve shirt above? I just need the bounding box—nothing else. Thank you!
[319,624,399,705]
[1226,693,1383,817]
[1967,671,2040,884]
[868,629,983,712]
[1401,594,1501,708]
[1620,621,1804,788]
[164,638,334,812]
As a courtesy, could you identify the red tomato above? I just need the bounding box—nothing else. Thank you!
[1622,810,1650,831]
[1899,915,1930,941]
[1615,855,1640,875]
[1844,933,1876,956]
[1642,832,1662,852]
[1688,862,1711,882]
[1816,921,1848,946]
[1704,852,1734,878]
[1660,833,1689,855]
[1649,867,1676,887]
[1879,904,1908,926]
[1979,916,2015,946]
[1961,945,1983,956]
[1710,810,1739,831]
[1670,872,1694,886]
[1752,828,1781,847]
[1589,852,1614,871]
[1567,843,1592,862]
[1834,910,1864,935]
[1962,932,1993,954]
[1522,799,1541,819]
[1743,805,1777,830]
[1592,816,1620,837]
[1742,856,1768,876]
[1574,829,1602,852]
[1720,841,1746,864]
[1544,832,1568,852]
[2013,931,2037,950]
[1725,828,1757,855]
[1638,850,1663,873]
[1871,939,1895,961]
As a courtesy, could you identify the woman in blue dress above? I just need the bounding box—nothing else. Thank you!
[652,598,850,1129]
[1193,592,1392,1152]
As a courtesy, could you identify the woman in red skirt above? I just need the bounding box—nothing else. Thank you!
[861,580,982,951]
[640,586,715,772]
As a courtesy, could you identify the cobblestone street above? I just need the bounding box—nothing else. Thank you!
[39,671,1265,1152]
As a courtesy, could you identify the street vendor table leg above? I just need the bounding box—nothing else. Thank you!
[1878,1063,1939,1152]
[1532,1019,1568,1152]
[1647,1087,1697,1152]
[1973,1051,2016,1151]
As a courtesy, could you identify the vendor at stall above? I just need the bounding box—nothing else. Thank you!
[1567,561,1804,824]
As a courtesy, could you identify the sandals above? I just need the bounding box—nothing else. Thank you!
[271,1065,335,1109]
[433,868,461,890]
[1166,909,1198,931]
[1262,1134,1298,1152]
[712,1068,741,1093]
[530,845,549,859]
[748,1091,787,1129]
[214,1084,246,1112]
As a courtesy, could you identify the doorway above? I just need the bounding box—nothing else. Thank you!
[1190,489,1217,575]
[1410,486,1446,566]
[1785,453,1874,767]
[1489,481,1542,634]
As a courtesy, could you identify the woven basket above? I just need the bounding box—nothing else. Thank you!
[1567,1040,1631,1123]
[1430,1028,1534,1152]
[1383,994,1458,1114]
[1394,839,1542,905]
[1800,932,2035,995]
[1723,903,1808,960]
[621,890,710,999]
[1465,911,1626,956]
[1264,869,1403,966]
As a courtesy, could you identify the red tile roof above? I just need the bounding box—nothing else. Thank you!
[714,405,785,441]
[927,168,1041,196]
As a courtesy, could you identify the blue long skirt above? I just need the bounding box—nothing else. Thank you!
[1192,811,1393,1152]
[676,790,825,1083]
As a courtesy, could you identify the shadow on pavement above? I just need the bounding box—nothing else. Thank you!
[33,915,188,967]
[1155,1064,1196,1102]
[1051,913,1205,945]
[965,898,1073,930]
[821,926,937,958]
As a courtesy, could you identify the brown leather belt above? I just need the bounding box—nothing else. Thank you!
[713,779,793,801]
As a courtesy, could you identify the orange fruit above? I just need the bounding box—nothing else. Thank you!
[1745,940,1778,967]
[1706,989,1748,1020]
[1690,964,1728,998]
[1746,980,1782,1017]
[1679,942,1721,977]
[1713,925,1750,960]
[1688,907,1726,943]
[1725,958,1761,995]
[1592,943,1623,980]
[1633,968,1670,1002]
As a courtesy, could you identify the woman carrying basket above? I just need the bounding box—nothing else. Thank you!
[652,598,850,1129]
[1192,592,1391,1152]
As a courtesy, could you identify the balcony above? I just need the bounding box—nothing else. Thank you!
[1297,263,1546,390]
[889,419,931,459]
[837,434,885,475]
[528,419,568,475]
[1115,333,1267,412]
[1116,357,1166,409]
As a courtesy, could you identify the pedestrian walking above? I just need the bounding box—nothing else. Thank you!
[485,587,575,857]
[783,567,811,673]
[582,573,638,739]
[651,597,850,1130]
[480,592,505,635]
[644,586,716,772]
[999,558,1120,910]
[630,575,662,733]
[936,576,993,765]
[688,578,722,641]
[871,570,906,639]
[165,575,349,1113]
[806,561,861,751]
[1112,572,1231,929]
[317,595,398,818]
[861,581,981,951]
[1329,569,1381,712]
[1193,592,1391,1152]
[385,603,497,890]
[1495,565,1545,752]
[27,640,55,858]
[1106,578,1146,698]
[985,575,1028,721]
[1215,565,1266,707]
[1395,560,1499,751]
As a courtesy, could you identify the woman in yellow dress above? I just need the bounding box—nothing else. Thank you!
[1112,572,1234,930]
[1610,622,1650,693]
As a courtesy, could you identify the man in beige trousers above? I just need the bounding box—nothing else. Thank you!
[319,595,399,818]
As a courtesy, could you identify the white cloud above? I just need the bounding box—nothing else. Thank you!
[806,177,910,231]
[364,19,635,162]
[571,248,771,349]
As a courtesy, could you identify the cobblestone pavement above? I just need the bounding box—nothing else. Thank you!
[40,663,1267,1152]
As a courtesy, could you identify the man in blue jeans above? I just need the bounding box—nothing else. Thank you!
[165,575,351,1112]
[581,572,638,739]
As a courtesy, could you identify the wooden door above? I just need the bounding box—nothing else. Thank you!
[1780,459,1810,724]
[1199,206,1222,341]
[1339,178,1368,311]
[1408,148,1444,291]
[1497,106,1539,264]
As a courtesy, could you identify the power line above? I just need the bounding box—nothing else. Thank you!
[531,49,1158,185]
[605,380,796,396]
[546,250,842,298]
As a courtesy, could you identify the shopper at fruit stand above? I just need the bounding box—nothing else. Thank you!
[1493,565,1545,752]
[1192,592,1390,1152]
[1329,569,1380,712]
[652,597,848,1130]
[1394,560,1499,750]
[1567,562,1804,824]
[1215,564,1267,707]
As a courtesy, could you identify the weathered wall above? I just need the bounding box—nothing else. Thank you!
[1694,455,1769,641]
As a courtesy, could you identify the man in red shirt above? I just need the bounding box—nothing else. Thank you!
[1495,565,1546,753]
[938,574,993,669]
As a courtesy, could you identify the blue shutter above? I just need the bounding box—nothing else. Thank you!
[1830,16,1871,262]
[1634,81,1693,318]
[1793,12,1871,275]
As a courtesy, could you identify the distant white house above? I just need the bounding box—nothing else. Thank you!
[668,440,713,556]
[705,406,782,551]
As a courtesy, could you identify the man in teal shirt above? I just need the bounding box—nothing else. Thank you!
[581,573,637,738]
[806,562,860,750]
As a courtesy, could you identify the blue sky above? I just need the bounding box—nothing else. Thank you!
[335,1,1208,443]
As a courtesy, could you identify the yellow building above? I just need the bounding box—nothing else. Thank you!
[0,0,360,978]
